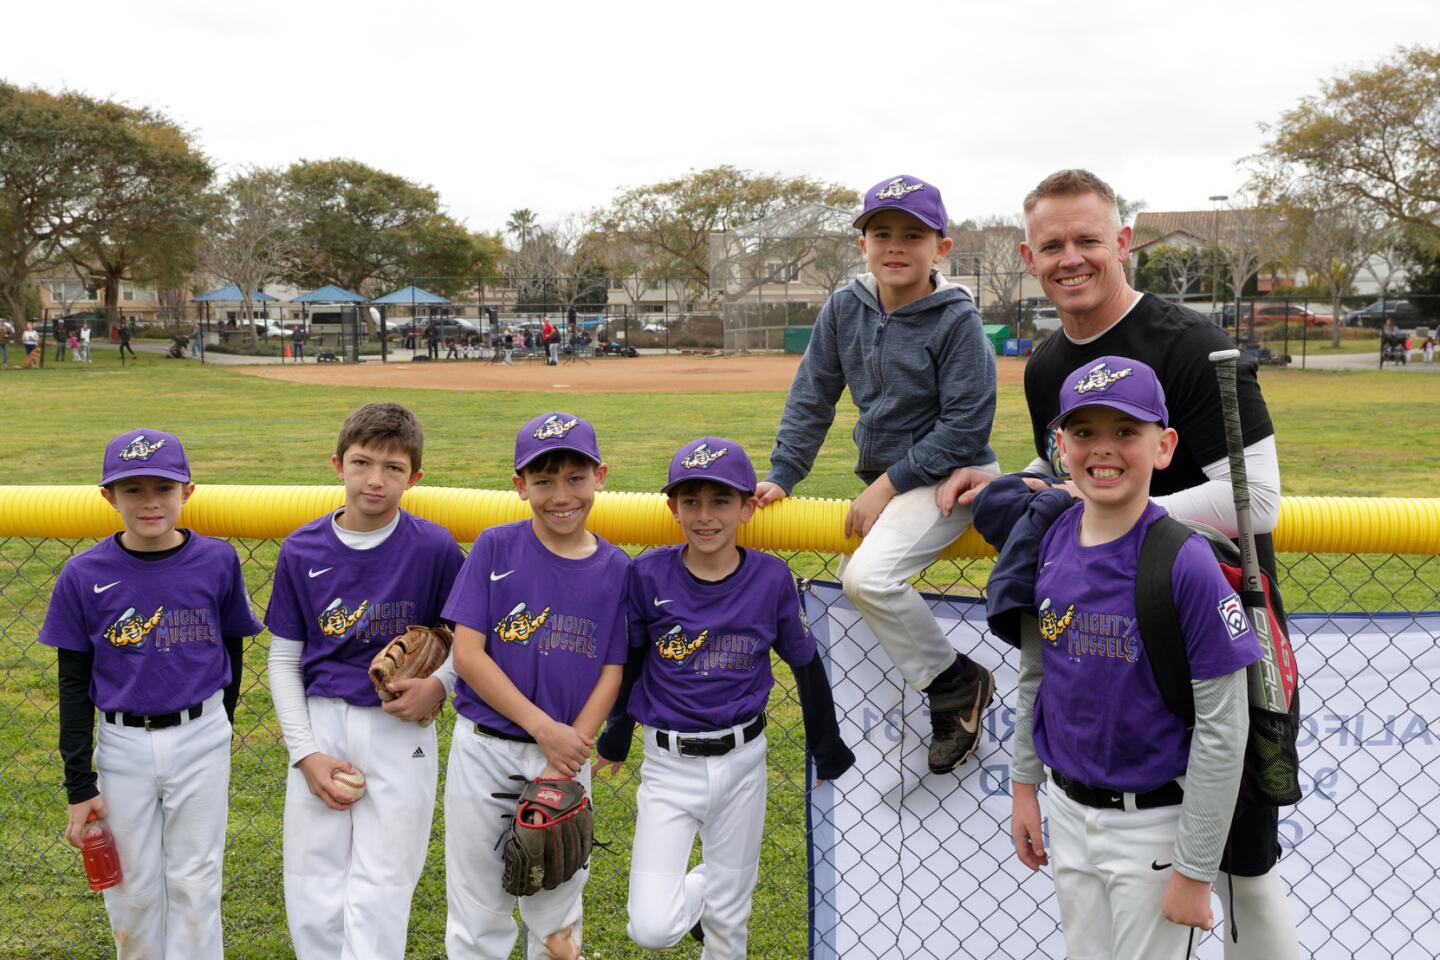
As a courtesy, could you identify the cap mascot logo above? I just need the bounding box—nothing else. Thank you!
[533,416,578,441]
[1037,597,1075,645]
[1073,361,1133,396]
[318,597,369,637]
[119,434,166,462]
[681,443,728,470]
[106,606,164,648]
[874,177,925,201]
[495,602,550,645]
[656,624,709,662]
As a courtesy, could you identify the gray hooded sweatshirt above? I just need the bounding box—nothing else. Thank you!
[766,270,997,494]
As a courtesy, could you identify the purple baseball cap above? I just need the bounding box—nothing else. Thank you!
[662,437,757,495]
[99,429,191,486]
[514,412,602,471]
[853,175,948,233]
[1049,356,1169,430]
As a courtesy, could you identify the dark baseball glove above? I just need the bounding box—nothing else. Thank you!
[368,624,453,726]
[499,778,593,897]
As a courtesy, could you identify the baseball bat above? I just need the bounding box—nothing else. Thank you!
[1209,348,1290,712]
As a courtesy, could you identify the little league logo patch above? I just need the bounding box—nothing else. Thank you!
[1073,361,1133,396]
[119,434,166,462]
[495,602,550,645]
[105,606,164,648]
[533,416,578,441]
[318,597,369,637]
[1037,597,1075,645]
[681,443,727,470]
[1218,593,1250,640]
[874,177,925,201]
[656,623,709,662]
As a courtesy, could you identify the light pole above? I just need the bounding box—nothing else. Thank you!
[1208,195,1228,321]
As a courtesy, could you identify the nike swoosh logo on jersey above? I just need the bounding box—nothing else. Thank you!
[93,581,121,594]
[1151,860,1172,871]
[490,570,515,581]
[653,598,674,607]
[308,567,334,578]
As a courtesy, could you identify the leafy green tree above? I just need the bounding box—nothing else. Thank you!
[285,159,480,298]
[0,83,109,327]
[599,166,859,291]
[1261,45,1440,254]
[506,209,538,247]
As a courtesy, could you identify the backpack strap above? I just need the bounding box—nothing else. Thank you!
[1136,516,1195,729]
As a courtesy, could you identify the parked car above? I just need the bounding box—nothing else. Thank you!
[1342,299,1420,328]
[1030,307,1062,334]
[1242,303,1329,327]
[401,318,482,341]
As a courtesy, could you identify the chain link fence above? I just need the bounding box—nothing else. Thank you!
[1,535,1436,958]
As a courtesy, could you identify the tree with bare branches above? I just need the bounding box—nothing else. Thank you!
[199,168,304,344]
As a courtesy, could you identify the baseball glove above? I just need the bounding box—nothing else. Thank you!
[368,624,453,725]
[500,778,593,897]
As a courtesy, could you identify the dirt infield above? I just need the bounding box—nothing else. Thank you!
[236,353,1029,392]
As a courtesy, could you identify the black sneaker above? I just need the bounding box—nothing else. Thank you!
[927,665,995,774]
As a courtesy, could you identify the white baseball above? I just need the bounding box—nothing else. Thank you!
[331,768,366,801]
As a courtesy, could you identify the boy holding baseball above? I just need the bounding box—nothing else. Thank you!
[596,436,855,958]
[41,428,263,958]
[442,412,629,960]
[755,174,1000,774]
[265,402,465,959]
[1008,357,1261,958]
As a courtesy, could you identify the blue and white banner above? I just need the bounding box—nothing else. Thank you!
[804,581,1440,959]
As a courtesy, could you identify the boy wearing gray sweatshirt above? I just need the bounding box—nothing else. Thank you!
[754,174,1000,774]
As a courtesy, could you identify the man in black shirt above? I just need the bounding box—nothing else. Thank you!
[942,169,1297,960]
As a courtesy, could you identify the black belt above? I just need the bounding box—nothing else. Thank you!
[1051,770,1184,810]
[474,722,536,744]
[103,702,205,731]
[655,714,766,758]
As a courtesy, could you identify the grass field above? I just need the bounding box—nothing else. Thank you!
[0,352,1437,959]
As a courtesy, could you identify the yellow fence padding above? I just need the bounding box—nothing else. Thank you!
[0,486,1437,556]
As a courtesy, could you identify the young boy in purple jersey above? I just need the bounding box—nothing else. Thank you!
[40,429,263,959]
[442,411,628,960]
[1009,357,1262,959]
[265,403,465,960]
[595,436,855,959]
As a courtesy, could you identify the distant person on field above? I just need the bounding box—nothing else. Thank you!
[118,320,137,362]
[80,320,92,362]
[191,322,204,359]
[0,317,13,368]
[54,319,68,361]
[292,325,307,363]
[23,321,39,361]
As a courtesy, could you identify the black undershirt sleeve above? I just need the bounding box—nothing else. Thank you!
[790,652,856,782]
[223,636,244,725]
[57,648,99,805]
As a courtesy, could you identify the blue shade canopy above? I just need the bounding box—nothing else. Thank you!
[292,284,366,303]
[192,284,278,302]
[372,285,451,305]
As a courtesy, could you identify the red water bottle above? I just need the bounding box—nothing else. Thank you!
[81,812,123,891]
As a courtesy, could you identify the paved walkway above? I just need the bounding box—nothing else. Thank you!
[1282,350,1440,371]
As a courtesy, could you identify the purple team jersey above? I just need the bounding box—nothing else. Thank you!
[39,533,262,714]
[1032,501,1262,792]
[625,545,816,732]
[266,510,465,705]
[443,520,630,736]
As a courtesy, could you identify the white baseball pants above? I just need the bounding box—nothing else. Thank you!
[282,697,439,960]
[838,466,1001,690]
[445,728,590,960]
[94,689,230,960]
[626,727,768,960]
[1048,786,1200,960]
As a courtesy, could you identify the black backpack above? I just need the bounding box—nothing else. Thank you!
[1135,516,1302,808]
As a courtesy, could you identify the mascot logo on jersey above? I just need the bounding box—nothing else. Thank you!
[119,434,166,462]
[105,606,165,648]
[532,416,579,441]
[656,624,709,662]
[495,602,550,645]
[874,177,925,201]
[1072,361,1133,396]
[318,597,369,637]
[1037,597,1075,645]
[681,443,728,470]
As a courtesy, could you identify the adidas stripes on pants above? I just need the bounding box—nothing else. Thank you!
[282,697,439,960]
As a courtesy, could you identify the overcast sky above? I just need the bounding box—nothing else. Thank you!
[7,0,1435,234]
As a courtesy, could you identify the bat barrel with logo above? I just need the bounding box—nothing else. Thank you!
[1209,349,1288,713]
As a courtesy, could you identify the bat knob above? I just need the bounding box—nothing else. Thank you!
[1209,349,1240,362]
